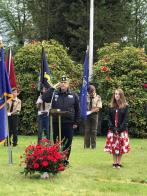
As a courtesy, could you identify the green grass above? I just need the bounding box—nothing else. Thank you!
[0,136,147,196]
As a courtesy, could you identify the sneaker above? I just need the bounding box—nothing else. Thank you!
[112,164,117,168]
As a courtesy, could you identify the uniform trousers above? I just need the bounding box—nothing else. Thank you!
[37,113,50,143]
[84,113,98,149]
[53,122,74,159]
[8,115,19,145]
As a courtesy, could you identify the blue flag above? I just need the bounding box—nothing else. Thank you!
[80,51,89,119]
[38,47,52,90]
[0,47,13,143]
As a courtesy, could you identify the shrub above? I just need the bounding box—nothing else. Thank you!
[93,43,147,137]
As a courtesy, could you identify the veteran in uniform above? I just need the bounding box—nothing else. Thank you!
[42,76,80,161]
[84,85,102,149]
[7,88,21,146]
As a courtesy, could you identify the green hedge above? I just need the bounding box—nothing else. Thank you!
[93,43,147,138]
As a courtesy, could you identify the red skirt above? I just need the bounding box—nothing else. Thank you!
[104,130,130,155]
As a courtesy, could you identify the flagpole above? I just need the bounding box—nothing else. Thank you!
[6,104,13,165]
[6,47,13,165]
[89,0,94,81]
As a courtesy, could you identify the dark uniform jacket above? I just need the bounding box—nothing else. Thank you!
[108,106,128,132]
[42,88,80,124]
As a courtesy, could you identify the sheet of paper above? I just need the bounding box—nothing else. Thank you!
[87,111,92,116]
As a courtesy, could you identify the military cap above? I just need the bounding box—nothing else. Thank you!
[61,75,69,82]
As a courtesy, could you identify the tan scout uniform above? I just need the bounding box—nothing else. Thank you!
[84,93,102,148]
[7,97,21,146]
[8,98,21,115]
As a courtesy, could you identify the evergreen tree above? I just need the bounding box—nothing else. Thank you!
[0,0,33,46]
[26,0,132,61]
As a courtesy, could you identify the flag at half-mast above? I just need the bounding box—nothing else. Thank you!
[80,50,89,119]
[6,48,17,88]
[38,47,52,91]
[0,47,13,143]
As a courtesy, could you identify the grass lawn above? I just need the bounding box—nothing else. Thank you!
[0,135,147,196]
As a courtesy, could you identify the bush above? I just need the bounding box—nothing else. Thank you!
[14,40,82,135]
[93,43,147,138]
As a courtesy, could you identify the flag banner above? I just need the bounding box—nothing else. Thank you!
[6,48,17,88]
[38,47,52,91]
[0,106,7,143]
[80,51,89,119]
[0,47,13,143]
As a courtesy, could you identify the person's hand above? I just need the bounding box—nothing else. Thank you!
[36,97,43,104]
[111,127,118,133]
[73,124,78,129]
[91,108,99,113]
[113,127,119,133]
[117,129,122,134]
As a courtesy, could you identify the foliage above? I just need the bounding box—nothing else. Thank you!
[14,40,82,134]
[127,0,147,48]
[25,0,132,62]
[1,0,147,62]
[93,43,147,137]
[20,138,67,177]
[0,0,33,46]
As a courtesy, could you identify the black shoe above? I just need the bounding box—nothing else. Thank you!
[13,144,18,147]
[112,164,117,168]
[117,164,123,168]
[63,160,69,166]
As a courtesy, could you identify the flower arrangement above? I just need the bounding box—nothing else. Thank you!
[20,138,68,177]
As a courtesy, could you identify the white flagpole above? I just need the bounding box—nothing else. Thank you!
[89,0,94,81]
[8,48,11,76]
[6,107,13,165]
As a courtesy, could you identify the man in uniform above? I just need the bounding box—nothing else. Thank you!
[7,88,21,146]
[84,85,102,149]
[42,76,80,162]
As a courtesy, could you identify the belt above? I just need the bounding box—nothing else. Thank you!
[38,112,48,116]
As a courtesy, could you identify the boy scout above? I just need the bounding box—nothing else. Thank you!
[84,85,102,149]
[7,88,21,146]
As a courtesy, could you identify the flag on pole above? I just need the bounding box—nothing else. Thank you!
[0,47,13,143]
[5,48,17,88]
[38,47,52,91]
[0,106,7,143]
[80,51,89,119]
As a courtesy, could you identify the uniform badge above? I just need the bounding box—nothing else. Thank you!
[68,95,73,98]
[54,94,59,101]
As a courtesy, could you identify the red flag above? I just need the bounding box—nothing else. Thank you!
[5,48,17,88]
